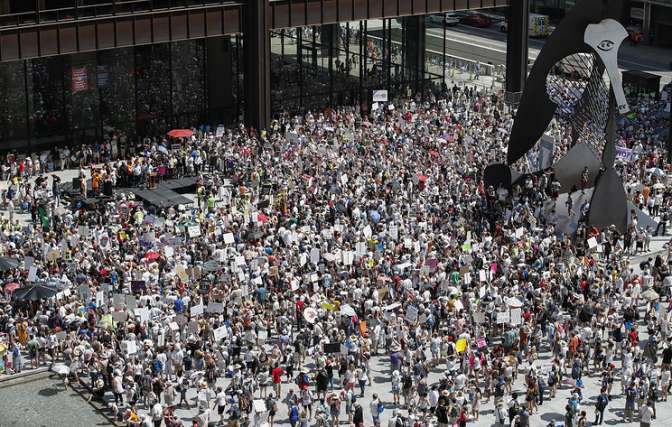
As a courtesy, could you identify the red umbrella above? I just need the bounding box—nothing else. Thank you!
[416,173,428,182]
[257,213,269,223]
[144,251,160,261]
[167,129,193,138]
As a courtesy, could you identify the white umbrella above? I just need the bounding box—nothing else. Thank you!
[647,167,666,177]
[340,304,357,317]
[641,289,660,301]
[303,307,318,323]
[506,297,524,308]
[51,363,70,375]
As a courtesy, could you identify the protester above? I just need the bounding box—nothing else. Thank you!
[0,82,669,427]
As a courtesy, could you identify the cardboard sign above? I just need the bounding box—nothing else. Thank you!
[112,311,127,322]
[113,294,124,308]
[207,302,224,313]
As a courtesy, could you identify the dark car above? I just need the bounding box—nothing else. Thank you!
[460,13,492,28]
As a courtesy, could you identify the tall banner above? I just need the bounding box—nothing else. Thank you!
[71,66,89,93]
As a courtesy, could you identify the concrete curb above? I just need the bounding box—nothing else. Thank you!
[0,367,50,385]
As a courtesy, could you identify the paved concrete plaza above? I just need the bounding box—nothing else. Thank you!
[0,373,110,427]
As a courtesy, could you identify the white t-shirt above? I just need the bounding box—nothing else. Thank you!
[640,405,653,423]
[216,391,227,407]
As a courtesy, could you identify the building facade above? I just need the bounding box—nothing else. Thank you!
[0,0,509,151]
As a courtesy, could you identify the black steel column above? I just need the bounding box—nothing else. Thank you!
[505,0,529,105]
[243,0,271,129]
[402,16,425,94]
[667,98,672,164]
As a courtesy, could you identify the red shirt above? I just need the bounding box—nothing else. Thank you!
[272,367,285,384]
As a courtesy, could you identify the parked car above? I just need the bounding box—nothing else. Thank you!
[460,13,492,28]
[500,13,553,38]
[426,13,460,27]
[626,25,643,44]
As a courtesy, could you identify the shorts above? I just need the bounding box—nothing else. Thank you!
[218,405,225,415]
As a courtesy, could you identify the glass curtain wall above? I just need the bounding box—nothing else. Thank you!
[269,17,440,118]
[0,36,243,153]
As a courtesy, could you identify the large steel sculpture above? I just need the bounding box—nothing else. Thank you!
[484,0,630,233]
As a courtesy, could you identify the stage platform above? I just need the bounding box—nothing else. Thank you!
[118,177,197,208]
[62,176,198,209]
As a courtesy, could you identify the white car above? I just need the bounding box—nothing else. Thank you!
[426,13,460,27]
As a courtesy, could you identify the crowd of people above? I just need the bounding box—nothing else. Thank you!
[0,81,670,427]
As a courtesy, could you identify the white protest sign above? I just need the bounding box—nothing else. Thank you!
[405,306,419,323]
[363,225,372,239]
[496,311,510,324]
[223,233,235,244]
[190,304,204,316]
[122,340,137,355]
[188,225,201,238]
[96,291,104,307]
[356,242,367,257]
[587,237,598,250]
[310,248,321,265]
[207,302,224,313]
[213,326,228,341]
[24,256,34,271]
[473,312,486,324]
[135,307,150,323]
[389,225,398,241]
[27,266,38,282]
[510,308,522,326]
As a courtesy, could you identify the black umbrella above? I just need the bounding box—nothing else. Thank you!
[0,256,19,272]
[202,260,221,273]
[245,228,264,242]
[12,284,59,301]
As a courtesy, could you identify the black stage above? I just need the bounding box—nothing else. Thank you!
[63,177,198,209]
[119,177,198,208]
